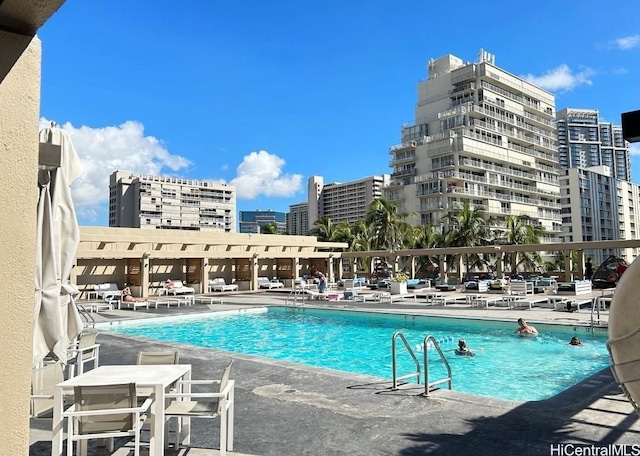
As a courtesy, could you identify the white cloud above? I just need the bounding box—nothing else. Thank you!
[230,150,303,199]
[629,143,640,156]
[521,64,594,92]
[615,35,640,50]
[39,118,191,222]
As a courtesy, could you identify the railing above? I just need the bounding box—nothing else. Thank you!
[391,332,453,396]
[423,335,452,397]
[75,303,96,327]
[391,332,421,390]
[285,288,307,307]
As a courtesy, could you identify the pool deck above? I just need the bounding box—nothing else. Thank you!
[30,288,640,456]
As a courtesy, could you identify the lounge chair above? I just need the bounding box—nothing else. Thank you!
[258,277,284,289]
[63,382,152,456]
[31,361,65,418]
[94,283,121,300]
[165,361,235,455]
[209,278,239,292]
[163,280,196,295]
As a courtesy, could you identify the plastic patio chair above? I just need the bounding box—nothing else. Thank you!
[63,382,152,456]
[164,361,235,455]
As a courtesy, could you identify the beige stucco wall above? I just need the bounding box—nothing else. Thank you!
[0,30,41,456]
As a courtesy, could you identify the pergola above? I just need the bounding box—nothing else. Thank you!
[340,239,640,283]
[73,226,348,296]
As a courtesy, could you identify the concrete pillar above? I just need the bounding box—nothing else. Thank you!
[563,250,573,282]
[576,251,585,280]
[141,256,150,297]
[495,252,504,279]
[410,257,416,279]
[328,256,335,284]
[294,257,301,281]
[251,254,259,290]
[0,31,42,456]
[200,257,208,293]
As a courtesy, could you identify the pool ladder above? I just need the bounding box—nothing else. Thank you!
[391,332,452,397]
[75,303,96,328]
[285,288,307,307]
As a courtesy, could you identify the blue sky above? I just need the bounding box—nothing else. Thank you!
[38,0,640,226]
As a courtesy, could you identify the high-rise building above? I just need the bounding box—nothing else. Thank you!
[560,165,640,264]
[109,170,236,231]
[287,202,309,236]
[239,210,287,234]
[386,50,561,241]
[556,108,630,181]
[307,174,390,228]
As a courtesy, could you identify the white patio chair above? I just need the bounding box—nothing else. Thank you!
[165,361,235,455]
[67,332,100,378]
[31,361,65,418]
[63,382,151,456]
[137,350,180,365]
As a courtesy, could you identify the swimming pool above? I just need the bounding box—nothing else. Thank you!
[98,307,611,402]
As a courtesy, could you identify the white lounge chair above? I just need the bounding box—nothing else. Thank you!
[165,361,235,455]
[258,277,284,289]
[209,278,239,292]
[95,283,121,300]
[163,280,196,295]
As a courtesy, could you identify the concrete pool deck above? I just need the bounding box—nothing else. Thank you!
[30,289,640,456]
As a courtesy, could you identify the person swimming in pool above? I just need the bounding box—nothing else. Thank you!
[516,318,538,337]
[455,339,475,356]
[569,336,583,346]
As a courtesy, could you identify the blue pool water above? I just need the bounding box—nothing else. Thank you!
[99,307,611,402]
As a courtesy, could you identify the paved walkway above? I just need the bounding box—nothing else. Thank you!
[30,288,639,456]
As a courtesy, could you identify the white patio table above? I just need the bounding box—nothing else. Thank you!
[52,364,192,456]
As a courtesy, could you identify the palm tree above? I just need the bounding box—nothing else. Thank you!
[308,216,335,242]
[365,197,413,251]
[260,223,277,234]
[500,215,546,273]
[440,202,490,274]
[408,224,442,277]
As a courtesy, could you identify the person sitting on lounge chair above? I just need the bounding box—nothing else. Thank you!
[122,286,146,303]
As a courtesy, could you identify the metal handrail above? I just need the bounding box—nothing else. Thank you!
[285,288,306,307]
[75,303,96,327]
[391,332,421,390]
[423,335,452,397]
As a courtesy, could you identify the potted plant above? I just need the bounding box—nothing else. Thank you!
[389,273,409,295]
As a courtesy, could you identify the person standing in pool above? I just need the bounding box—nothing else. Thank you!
[516,318,538,337]
[455,339,475,356]
[569,336,583,346]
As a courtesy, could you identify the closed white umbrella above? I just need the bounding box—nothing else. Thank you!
[33,123,84,367]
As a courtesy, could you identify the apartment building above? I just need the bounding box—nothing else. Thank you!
[239,210,287,234]
[307,174,390,228]
[556,108,630,181]
[109,170,236,231]
[386,50,562,242]
[287,202,309,235]
[560,166,640,264]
